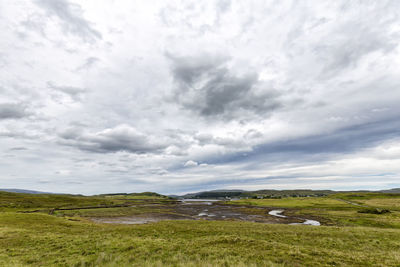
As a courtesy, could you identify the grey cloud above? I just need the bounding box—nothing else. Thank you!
[0,130,38,140]
[168,54,281,120]
[287,2,400,80]
[9,147,29,151]
[20,14,47,38]
[34,0,102,43]
[216,0,231,13]
[59,124,171,154]
[76,57,100,71]
[210,116,400,166]
[314,24,398,79]
[0,103,30,120]
[47,82,86,101]
[64,181,83,185]
[0,53,6,69]
[194,133,214,145]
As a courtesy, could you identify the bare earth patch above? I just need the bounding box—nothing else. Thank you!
[89,201,309,225]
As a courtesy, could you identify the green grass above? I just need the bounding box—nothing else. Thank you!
[329,193,400,211]
[2,191,400,266]
[103,195,167,200]
[230,197,350,209]
[0,192,114,211]
[1,212,400,266]
[230,193,400,229]
[54,206,175,218]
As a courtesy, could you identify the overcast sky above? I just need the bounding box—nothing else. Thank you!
[1,0,400,195]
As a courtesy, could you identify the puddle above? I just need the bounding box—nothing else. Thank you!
[268,210,287,218]
[290,220,320,226]
[180,199,220,205]
[91,217,161,224]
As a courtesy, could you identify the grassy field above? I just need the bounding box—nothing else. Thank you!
[1,191,400,266]
[230,197,350,209]
[230,193,400,228]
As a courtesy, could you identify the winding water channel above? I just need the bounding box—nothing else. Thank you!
[268,210,320,226]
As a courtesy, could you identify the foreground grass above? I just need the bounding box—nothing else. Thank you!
[2,191,400,266]
[1,212,400,266]
[54,206,175,218]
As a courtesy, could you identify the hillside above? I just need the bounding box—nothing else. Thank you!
[179,189,338,199]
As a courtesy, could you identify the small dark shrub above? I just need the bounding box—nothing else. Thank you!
[358,208,390,214]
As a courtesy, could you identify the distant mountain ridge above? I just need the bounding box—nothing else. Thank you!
[0,188,54,194]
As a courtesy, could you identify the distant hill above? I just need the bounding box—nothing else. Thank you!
[176,188,400,199]
[180,189,246,199]
[252,189,335,197]
[380,188,400,193]
[0,188,54,194]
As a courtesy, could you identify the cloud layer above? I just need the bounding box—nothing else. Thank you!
[0,0,400,194]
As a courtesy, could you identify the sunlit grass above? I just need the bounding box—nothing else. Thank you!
[54,206,175,218]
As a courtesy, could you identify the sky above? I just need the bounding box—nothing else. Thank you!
[1,0,400,195]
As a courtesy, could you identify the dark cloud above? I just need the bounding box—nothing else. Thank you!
[210,116,400,166]
[34,0,102,43]
[257,117,400,155]
[58,124,171,154]
[167,54,281,120]
[0,103,30,120]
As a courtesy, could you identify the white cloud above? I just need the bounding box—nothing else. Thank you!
[184,160,198,167]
